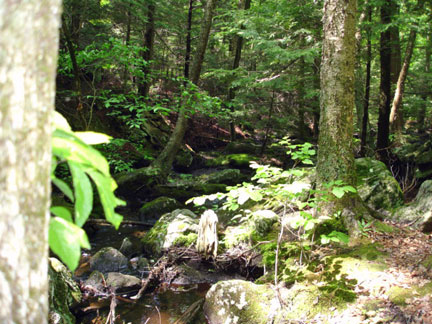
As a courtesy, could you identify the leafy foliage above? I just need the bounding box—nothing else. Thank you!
[51,112,125,270]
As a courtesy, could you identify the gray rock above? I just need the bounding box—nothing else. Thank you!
[119,237,135,257]
[139,196,182,221]
[141,209,199,256]
[48,258,82,324]
[356,158,404,212]
[89,247,128,273]
[392,180,432,232]
[83,271,105,291]
[105,272,141,292]
[204,280,279,324]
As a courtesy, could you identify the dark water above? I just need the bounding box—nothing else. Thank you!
[78,225,208,324]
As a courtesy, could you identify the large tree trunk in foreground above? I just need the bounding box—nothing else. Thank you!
[0,1,61,323]
[317,0,363,232]
[418,32,431,133]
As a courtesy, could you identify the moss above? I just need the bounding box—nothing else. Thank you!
[204,153,257,168]
[388,282,432,306]
[223,225,253,249]
[373,221,396,233]
[421,255,432,269]
[173,233,198,246]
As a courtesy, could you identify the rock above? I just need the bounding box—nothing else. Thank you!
[201,168,245,186]
[170,264,242,286]
[174,150,194,171]
[223,210,278,249]
[205,153,258,168]
[154,183,227,202]
[48,258,82,324]
[130,256,150,273]
[204,280,279,324]
[355,158,404,212]
[83,271,105,291]
[141,209,199,256]
[392,180,432,231]
[119,237,135,257]
[225,141,260,154]
[89,247,128,273]
[105,272,141,292]
[139,196,182,222]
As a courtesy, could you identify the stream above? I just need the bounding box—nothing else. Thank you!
[75,225,209,324]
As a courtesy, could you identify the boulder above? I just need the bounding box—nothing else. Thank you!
[48,258,82,324]
[89,247,128,273]
[204,280,279,324]
[83,271,105,291]
[174,150,194,171]
[392,180,432,231]
[223,210,278,249]
[355,158,404,212]
[139,196,182,222]
[141,209,199,256]
[105,272,141,292]
[205,153,258,168]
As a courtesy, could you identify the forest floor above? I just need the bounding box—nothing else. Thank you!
[314,222,432,324]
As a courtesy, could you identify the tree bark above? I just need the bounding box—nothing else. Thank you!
[360,4,372,156]
[138,1,156,98]
[151,0,218,177]
[376,0,392,163]
[0,0,61,323]
[418,32,431,133]
[228,0,252,141]
[317,0,360,231]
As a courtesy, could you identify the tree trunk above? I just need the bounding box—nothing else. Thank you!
[138,1,156,98]
[389,29,417,136]
[228,0,252,141]
[360,4,372,156]
[317,0,361,231]
[376,0,392,163]
[0,0,61,323]
[418,32,431,133]
[151,0,218,177]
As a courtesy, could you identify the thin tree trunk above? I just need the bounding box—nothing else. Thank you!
[360,4,372,156]
[122,1,132,90]
[389,29,417,135]
[228,0,252,141]
[152,0,218,177]
[418,32,431,133]
[260,90,275,155]
[0,0,61,323]
[61,16,83,110]
[376,0,392,163]
[138,1,156,98]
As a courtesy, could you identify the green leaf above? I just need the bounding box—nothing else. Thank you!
[49,217,90,271]
[342,185,357,193]
[52,129,110,176]
[74,131,112,145]
[332,187,345,198]
[238,190,250,205]
[50,206,73,222]
[68,161,93,227]
[248,190,263,202]
[51,176,74,202]
[52,111,72,131]
[84,168,124,229]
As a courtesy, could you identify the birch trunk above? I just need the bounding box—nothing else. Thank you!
[0,0,61,323]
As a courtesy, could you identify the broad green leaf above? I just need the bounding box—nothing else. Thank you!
[50,206,73,222]
[329,231,349,244]
[342,185,357,193]
[49,217,90,271]
[52,129,110,176]
[248,190,263,202]
[74,131,112,145]
[332,187,345,198]
[85,168,124,229]
[68,161,93,227]
[51,177,74,202]
[53,111,72,131]
[238,190,250,205]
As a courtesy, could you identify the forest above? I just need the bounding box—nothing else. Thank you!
[1,0,432,323]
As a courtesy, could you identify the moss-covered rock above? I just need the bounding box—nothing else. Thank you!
[174,150,194,171]
[105,272,141,292]
[355,158,404,212]
[223,210,278,249]
[48,258,82,324]
[225,141,260,154]
[388,282,432,306]
[392,180,432,232]
[89,247,129,273]
[204,280,279,324]
[141,209,199,256]
[205,153,258,168]
[139,196,182,221]
[154,183,227,202]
